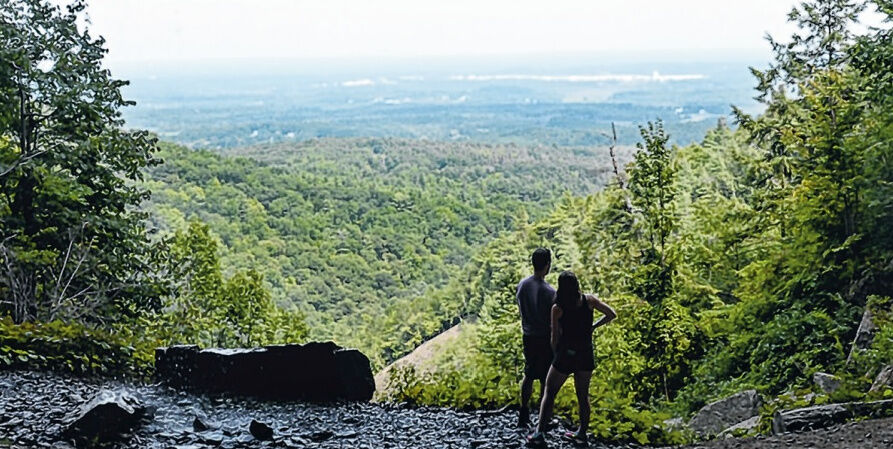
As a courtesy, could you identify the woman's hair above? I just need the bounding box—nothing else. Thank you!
[554,270,581,311]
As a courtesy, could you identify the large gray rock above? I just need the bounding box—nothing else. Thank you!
[63,390,147,446]
[719,415,761,438]
[870,365,893,393]
[155,341,375,402]
[688,390,761,436]
[772,399,893,433]
[846,308,877,363]
[812,372,841,394]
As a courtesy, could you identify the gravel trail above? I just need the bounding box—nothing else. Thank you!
[1,370,890,449]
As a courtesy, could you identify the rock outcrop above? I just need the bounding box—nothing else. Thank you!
[688,390,761,436]
[870,365,893,394]
[812,372,841,394]
[846,308,878,363]
[155,342,375,402]
[772,399,893,433]
[719,415,761,437]
[63,390,147,446]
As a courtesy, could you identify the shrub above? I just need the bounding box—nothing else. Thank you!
[0,316,153,376]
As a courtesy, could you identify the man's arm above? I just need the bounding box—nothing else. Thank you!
[550,304,562,351]
[587,294,617,331]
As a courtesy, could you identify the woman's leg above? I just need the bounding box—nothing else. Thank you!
[572,370,593,435]
[535,365,568,434]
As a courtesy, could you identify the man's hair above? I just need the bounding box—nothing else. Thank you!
[531,248,551,271]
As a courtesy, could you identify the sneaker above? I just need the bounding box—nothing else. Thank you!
[526,432,546,447]
[562,431,588,446]
[518,407,531,427]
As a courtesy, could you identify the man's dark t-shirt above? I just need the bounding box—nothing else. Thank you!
[517,275,556,337]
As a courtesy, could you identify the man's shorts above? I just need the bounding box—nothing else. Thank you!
[522,335,553,380]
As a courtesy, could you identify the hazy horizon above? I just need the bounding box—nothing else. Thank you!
[87,0,809,66]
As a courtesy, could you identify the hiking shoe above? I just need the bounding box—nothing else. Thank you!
[526,432,546,447]
[562,431,588,446]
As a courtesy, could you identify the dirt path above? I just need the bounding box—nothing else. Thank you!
[374,323,467,393]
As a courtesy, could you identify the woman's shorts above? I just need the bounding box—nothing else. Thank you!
[552,345,594,374]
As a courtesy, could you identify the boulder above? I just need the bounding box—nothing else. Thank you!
[155,345,199,388]
[772,399,893,433]
[688,390,761,436]
[335,348,377,401]
[155,342,375,402]
[249,419,274,440]
[812,372,841,394]
[772,403,849,434]
[719,415,761,437]
[63,390,147,446]
[870,365,893,393]
[846,308,877,363]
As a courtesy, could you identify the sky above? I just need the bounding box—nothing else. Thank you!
[83,0,813,65]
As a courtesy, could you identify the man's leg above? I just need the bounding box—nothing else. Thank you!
[537,376,546,403]
[519,373,534,425]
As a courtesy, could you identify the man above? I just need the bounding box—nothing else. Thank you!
[516,247,555,427]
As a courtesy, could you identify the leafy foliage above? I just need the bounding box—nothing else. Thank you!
[0,0,161,324]
[0,316,152,376]
[0,0,308,376]
[387,8,893,435]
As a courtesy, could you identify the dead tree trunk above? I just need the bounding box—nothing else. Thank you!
[604,122,634,213]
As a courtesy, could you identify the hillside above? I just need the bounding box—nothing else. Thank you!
[143,138,630,367]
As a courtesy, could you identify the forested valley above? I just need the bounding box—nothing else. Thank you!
[143,138,619,367]
[1,0,892,446]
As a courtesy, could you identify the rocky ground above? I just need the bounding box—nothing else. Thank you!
[0,370,634,449]
[678,417,893,449]
[0,370,891,449]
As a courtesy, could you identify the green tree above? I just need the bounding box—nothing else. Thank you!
[628,121,677,272]
[219,270,272,347]
[160,220,308,347]
[0,0,159,323]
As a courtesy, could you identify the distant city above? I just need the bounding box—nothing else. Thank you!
[117,57,765,149]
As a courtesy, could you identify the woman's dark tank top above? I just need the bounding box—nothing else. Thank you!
[558,295,594,350]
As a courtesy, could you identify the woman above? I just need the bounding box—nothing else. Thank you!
[527,271,616,446]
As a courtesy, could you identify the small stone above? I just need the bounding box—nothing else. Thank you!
[198,430,225,445]
[336,430,358,439]
[309,429,334,442]
[249,419,274,441]
[193,416,212,432]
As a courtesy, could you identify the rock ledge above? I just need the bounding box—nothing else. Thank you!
[155,341,375,402]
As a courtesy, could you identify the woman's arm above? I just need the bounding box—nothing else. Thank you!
[550,304,563,351]
[586,294,617,330]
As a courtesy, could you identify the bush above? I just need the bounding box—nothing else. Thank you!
[0,316,153,376]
